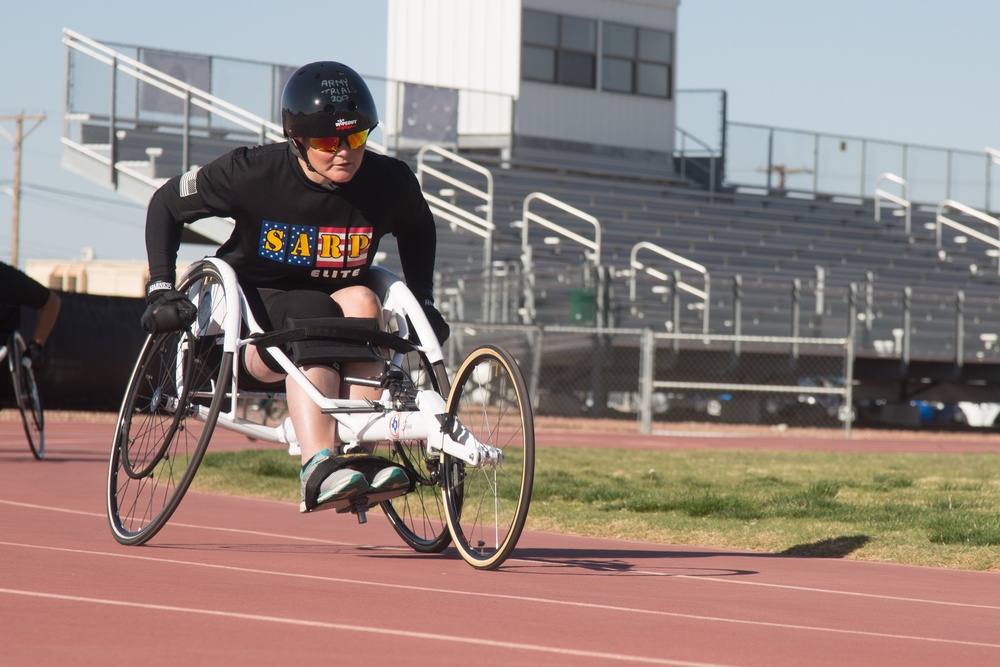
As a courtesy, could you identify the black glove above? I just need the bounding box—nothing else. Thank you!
[141,280,197,334]
[412,295,450,345]
[24,341,46,371]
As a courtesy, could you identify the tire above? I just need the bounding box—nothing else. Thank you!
[442,345,534,570]
[107,263,233,546]
[238,396,287,442]
[10,333,44,460]
[380,349,453,553]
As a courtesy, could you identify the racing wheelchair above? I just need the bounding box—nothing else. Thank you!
[1,329,44,459]
[107,257,534,570]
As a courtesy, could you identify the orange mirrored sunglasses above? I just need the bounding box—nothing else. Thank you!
[307,128,371,153]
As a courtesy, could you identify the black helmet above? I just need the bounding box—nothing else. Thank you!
[281,61,378,139]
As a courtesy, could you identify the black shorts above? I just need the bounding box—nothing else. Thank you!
[243,287,343,375]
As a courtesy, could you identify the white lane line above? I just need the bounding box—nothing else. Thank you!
[0,587,731,667]
[0,499,368,547]
[4,500,999,612]
[1,541,999,651]
[623,568,1000,612]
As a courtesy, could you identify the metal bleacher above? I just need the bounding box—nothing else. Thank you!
[420,144,998,355]
[59,29,1000,404]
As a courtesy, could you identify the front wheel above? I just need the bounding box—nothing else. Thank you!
[11,333,44,460]
[442,345,534,570]
[107,262,233,545]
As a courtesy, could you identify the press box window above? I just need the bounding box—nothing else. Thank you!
[522,10,596,89]
[601,22,673,98]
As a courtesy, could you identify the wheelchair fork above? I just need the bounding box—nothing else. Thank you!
[414,390,503,468]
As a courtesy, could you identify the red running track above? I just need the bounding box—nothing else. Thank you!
[1,420,999,666]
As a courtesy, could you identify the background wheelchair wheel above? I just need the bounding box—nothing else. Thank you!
[381,350,453,553]
[442,344,534,570]
[10,333,44,460]
[108,263,233,546]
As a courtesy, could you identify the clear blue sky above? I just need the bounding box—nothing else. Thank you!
[2,0,997,265]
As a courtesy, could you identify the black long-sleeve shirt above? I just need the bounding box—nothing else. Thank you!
[145,142,438,299]
[1,261,52,332]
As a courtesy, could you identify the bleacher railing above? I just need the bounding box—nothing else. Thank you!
[628,241,710,334]
[416,145,496,320]
[675,91,999,212]
[874,173,912,233]
[934,200,1000,274]
[725,121,998,211]
[519,192,604,325]
[62,28,292,178]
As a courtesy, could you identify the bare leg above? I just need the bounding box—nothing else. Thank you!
[243,284,386,466]
[243,345,339,466]
[32,292,61,346]
[332,286,386,403]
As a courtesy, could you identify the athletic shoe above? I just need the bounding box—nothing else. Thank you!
[369,465,410,494]
[299,449,370,512]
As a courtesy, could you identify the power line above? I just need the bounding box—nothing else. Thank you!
[16,182,146,209]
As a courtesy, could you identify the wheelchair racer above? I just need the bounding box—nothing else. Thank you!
[141,61,449,512]
[0,261,62,368]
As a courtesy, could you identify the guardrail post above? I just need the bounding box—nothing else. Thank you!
[109,55,118,187]
[639,327,654,434]
[589,327,606,419]
[766,128,774,191]
[848,283,858,352]
[902,286,912,366]
[955,290,965,369]
[791,278,801,359]
[843,332,855,439]
[732,274,742,355]
[529,325,543,410]
[671,270,681,350]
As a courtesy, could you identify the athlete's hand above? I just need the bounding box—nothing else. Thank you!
[410,295,450,345]
[24,341,46,371]
[422,300,450,344]
[141,280,197,334]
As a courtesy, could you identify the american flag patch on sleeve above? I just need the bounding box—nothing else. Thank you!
[179,167,201,197]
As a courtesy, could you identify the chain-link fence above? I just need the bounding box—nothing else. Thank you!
[442,323,853,437]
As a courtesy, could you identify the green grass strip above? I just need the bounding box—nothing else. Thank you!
[191,446,1000,571]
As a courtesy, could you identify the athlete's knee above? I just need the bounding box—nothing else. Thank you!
[333,286,382,320]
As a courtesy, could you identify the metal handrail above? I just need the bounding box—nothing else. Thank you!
[629,241,710,334]
[935,199,1000,274]
[519,192,602,325]
[874,173,912,233]
[417,144,496,320]
[674,126,719,194]
[520,192,602,265]
[61,28,387,155]
[63,29,284,144]
[417,144,494,239]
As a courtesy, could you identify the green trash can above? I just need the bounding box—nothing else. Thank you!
[569,289,596,325]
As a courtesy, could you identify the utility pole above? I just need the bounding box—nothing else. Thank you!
[1,112,46,267]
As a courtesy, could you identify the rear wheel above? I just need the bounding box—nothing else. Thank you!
[442,345,534,570]
[107,263,233,545]
[10,333,44,460]
[380,349,452,553]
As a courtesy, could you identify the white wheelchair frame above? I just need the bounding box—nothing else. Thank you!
[184,256,501,468]
[110,256,534,570]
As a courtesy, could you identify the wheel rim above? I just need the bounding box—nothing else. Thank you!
[12,334,44,459]
[108,264,232,545]
[443,345,534,569]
